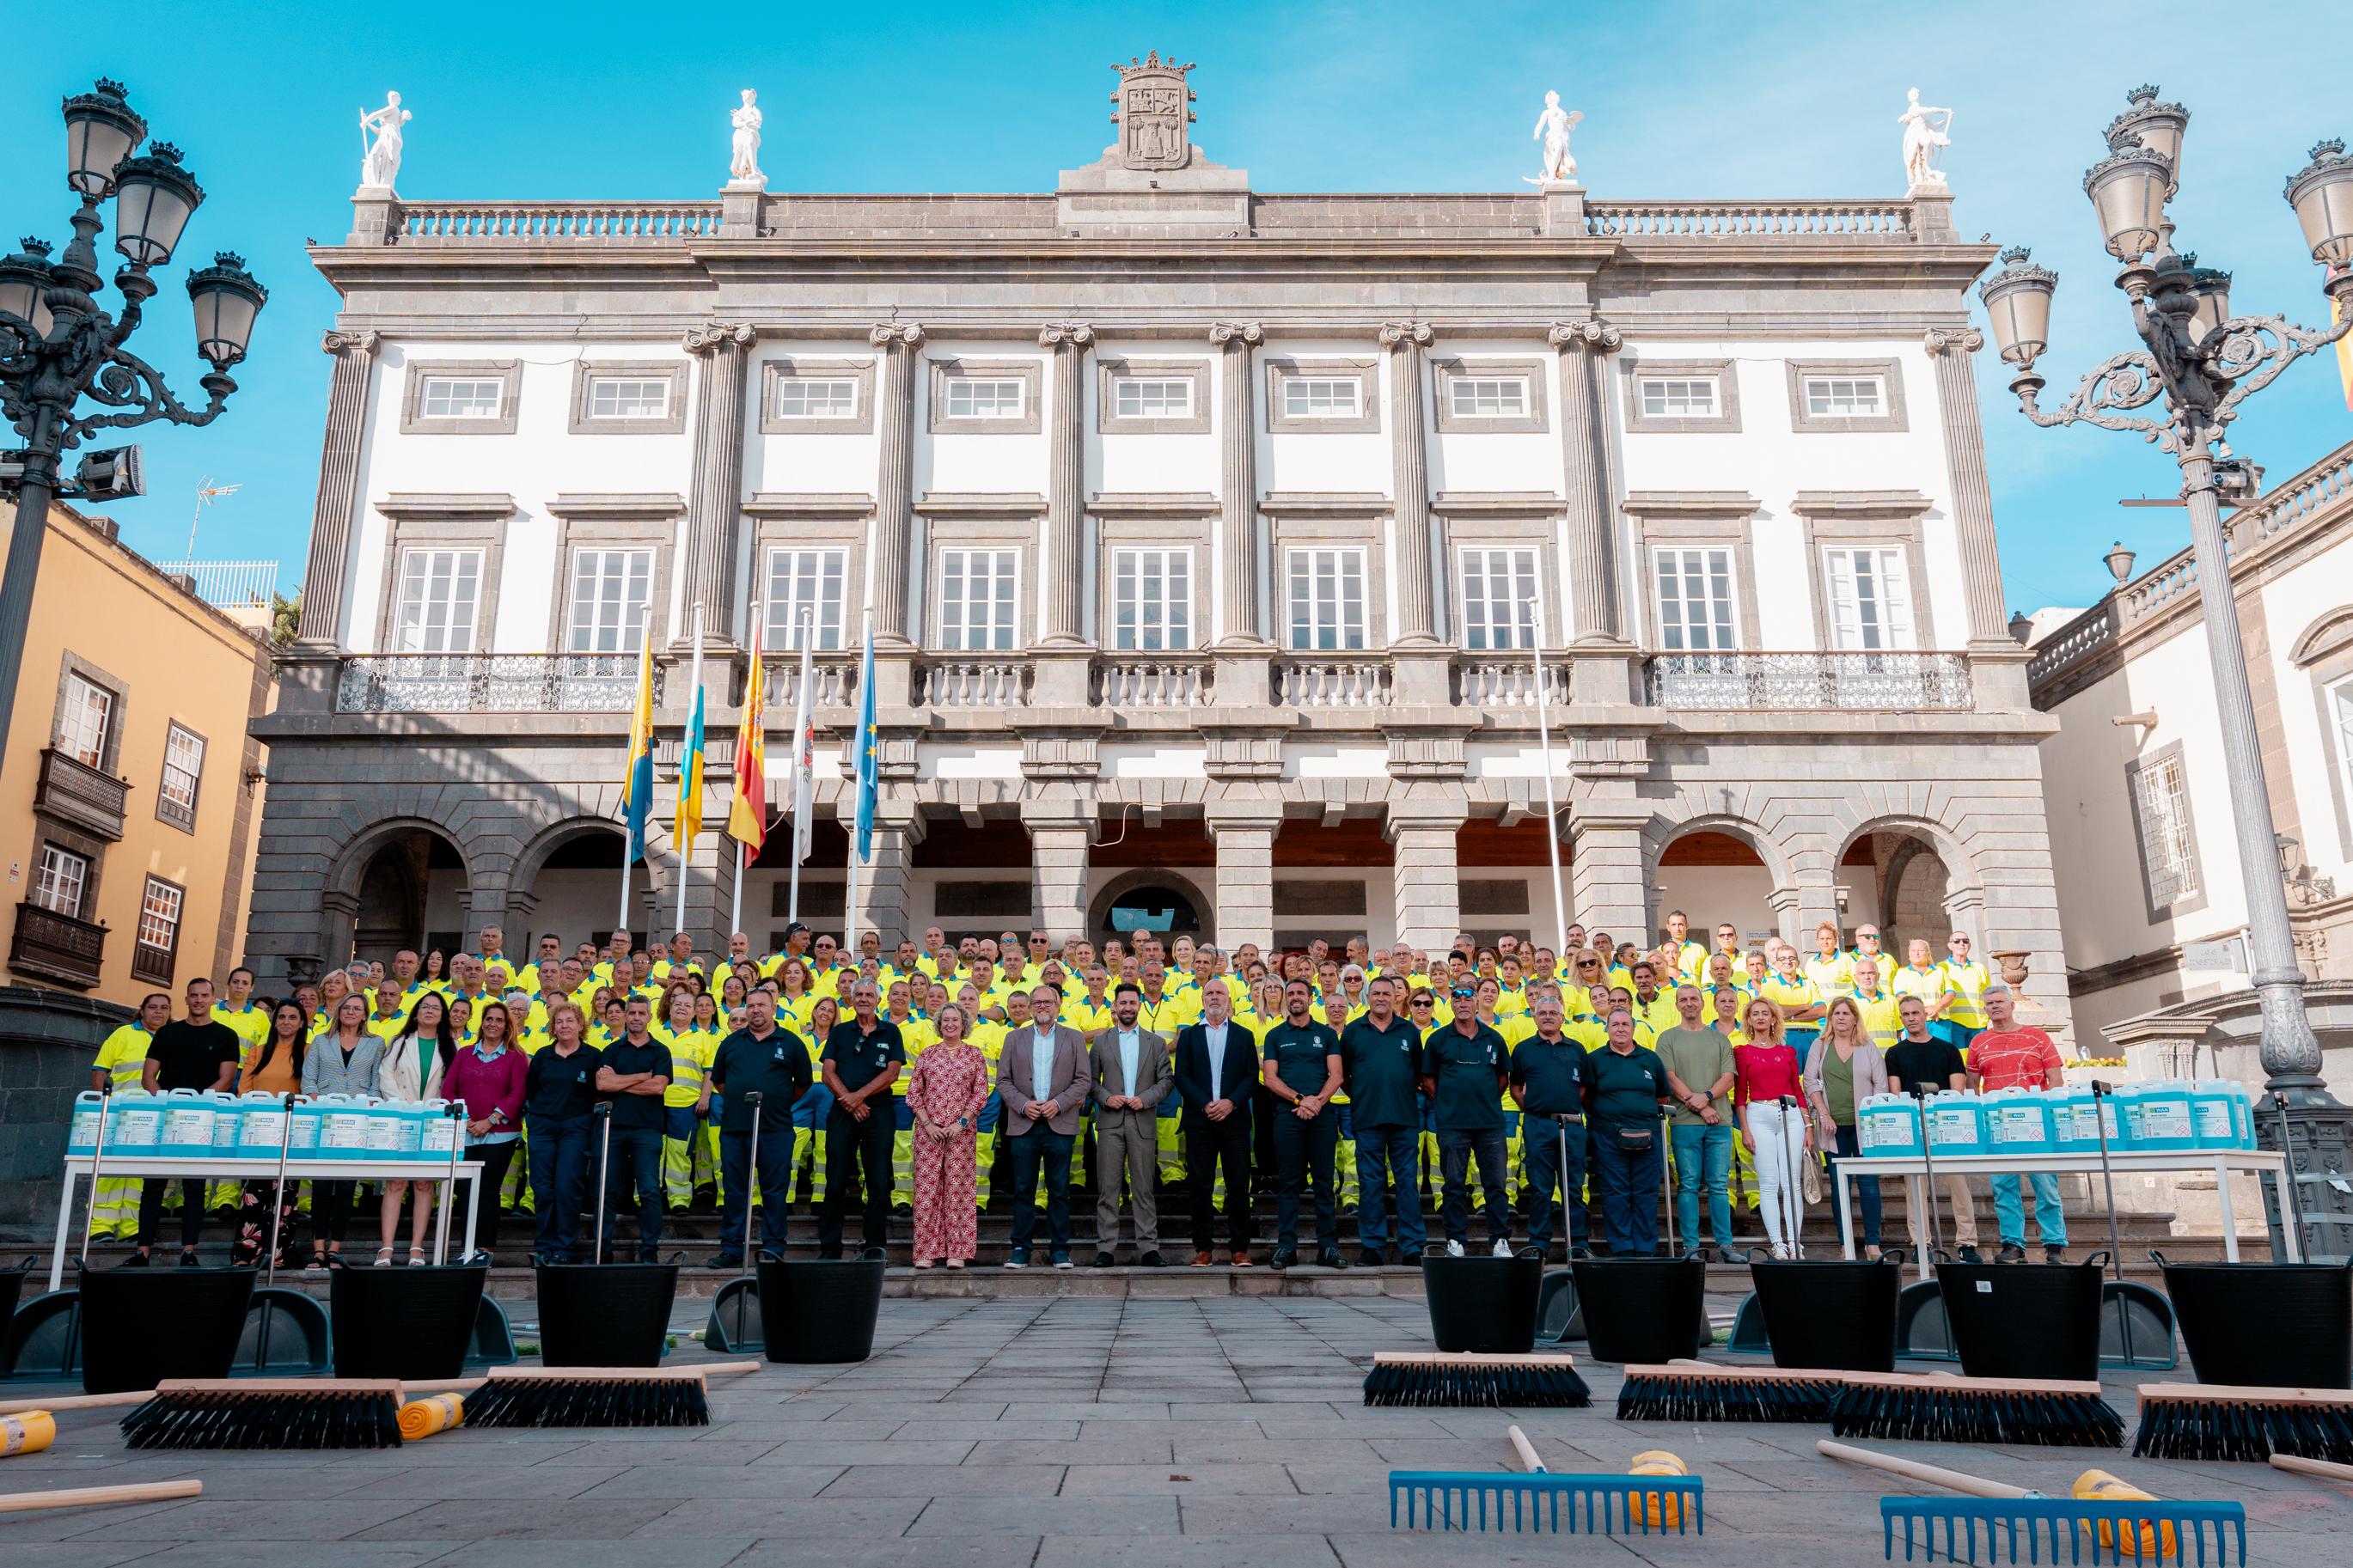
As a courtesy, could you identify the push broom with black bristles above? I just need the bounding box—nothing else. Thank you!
[461,1359,762,1428]
[119,1379,406,1450]
[2133,1383,2353,1463]
[1363,1351,1591,1409]
[1617,1361,1845,1425]
[1830,1371,2124,1449]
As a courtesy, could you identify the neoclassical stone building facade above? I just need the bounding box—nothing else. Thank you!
[248,69,2069,1031]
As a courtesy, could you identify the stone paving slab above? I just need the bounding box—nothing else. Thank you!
[0,1293,2346,1565]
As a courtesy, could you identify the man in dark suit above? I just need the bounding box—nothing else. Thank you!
[996,984,1092,1269]
[1172,979,1261,1266]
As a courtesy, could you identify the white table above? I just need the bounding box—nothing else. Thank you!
[48,1155,484,1290]
[1828,1147,2299,1279]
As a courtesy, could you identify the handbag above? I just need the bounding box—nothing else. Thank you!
[1613,1122,1655,1152]
[1800,1144,1824,1204]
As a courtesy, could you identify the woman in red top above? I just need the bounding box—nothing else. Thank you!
[1733,998,1810,1259]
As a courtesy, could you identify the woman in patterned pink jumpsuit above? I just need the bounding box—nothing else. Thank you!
[906,1003,991,1268]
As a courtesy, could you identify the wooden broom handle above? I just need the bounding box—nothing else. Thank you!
[0,1391,149,1415]
[1818,1439,2037,1499]
[2270,1453,2353,1484]
[0,1480,204,1515]
[1506,1425,1546,1474]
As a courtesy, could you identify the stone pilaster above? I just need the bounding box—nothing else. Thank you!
[1039,323,1094,647]
[868,323,925,645]
[1386,805,1468,953]
[1022,803,1097,945]
[672,827,740,958]
[1566,801,1650,940]
[1925,326,2035,711]
[1548,318,1624,644]
[681,320,756,649]
[1382,322,1439,647]
[839,796,924,950]
[295,329,381,650]
[1207,804,1284,955]
[1210,321,1265,649]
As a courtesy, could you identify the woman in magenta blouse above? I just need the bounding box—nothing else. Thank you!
[1733,998,1809,1260]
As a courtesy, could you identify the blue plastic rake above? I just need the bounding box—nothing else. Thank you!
[1388,1470,1705,1534]
[1879,1496,2246,1565]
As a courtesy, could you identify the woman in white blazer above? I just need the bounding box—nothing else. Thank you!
[376,992,454,1266]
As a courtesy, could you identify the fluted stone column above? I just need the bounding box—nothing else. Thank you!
[1386,805,1467,952]
[681,320,756,647]
[1549,318,1625,644]
[1926,327,2008,644]
[295,329,381,649]
[868,323,925,646]
[1210,322,1265,647]
[1382,322,1439,648]
[1207,804,1284,955]
[1023,803,1095,944]
[1039,323,1094,648]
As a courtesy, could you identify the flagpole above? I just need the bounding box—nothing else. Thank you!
[842,607,872,960]
[1525,598,1569,955]
[675,605,705,936]
[730,607,759,943]
[617,602,651,941]
[786,607,815,926]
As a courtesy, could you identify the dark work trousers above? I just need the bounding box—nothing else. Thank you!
[464,1140,516,1254]
[137,1179,205,1253]
[1272,1108,1340,1251]
[720,1125,796,1255]
[1185,1113,1253,1255]
[1438,1128,1511,1248]
[600,1126,665,1259]
[526,1113,589,1261]
[818,1103,893,1254]
[1354,1124,1426,1255]
[1005,1127,1075,1255]
[309,1181,358,1251]
[1590,1127,1665,1255]
[1519,1112,1589,1254]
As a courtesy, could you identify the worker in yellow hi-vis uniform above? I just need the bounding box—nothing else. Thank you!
[1134,967,1198,1187]
[965,999,1007,1209]
[207,969,272,1212]
[793,996,841,1206]
[88,994,170,1239]
[886,983,938,1209]
[653,991,715,1211]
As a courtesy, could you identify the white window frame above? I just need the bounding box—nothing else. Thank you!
[137,876,184,955]
[1803,375,1886,420]
[56,673,113,767]
[1652,546,1741,654]
[2127,741,2203,917]
[937,548,1020,651]
[1286,547,1369,652]
[419,376,505,421]
[1640,377,1719,419]
[1447,377,1528,420]
[1282,377,1363,421]
[1822,545,1918,652]
[34,844,89,918]
[1621,358,1741,434]
[763,546,847,651]
[583,375,671,421]
[1115,379,1194,421]
[944,378,1026,422]
[1786,358,1907,432]
[1458,546,1541,650]
[157,723,205,832]
[392,546,485,655]
[1110,548,1194,652]
[2332,677,2353,848]
[772,377,859,421]
[565,547,654,656]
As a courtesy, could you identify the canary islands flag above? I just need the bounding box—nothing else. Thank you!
[853,612,878,864]
[675,673,707,857]
[620,617,657,863]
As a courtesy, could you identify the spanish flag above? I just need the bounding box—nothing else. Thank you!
[620,608,657,864]
[725,610,768,863]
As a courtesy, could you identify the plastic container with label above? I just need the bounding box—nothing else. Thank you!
[67,1090,111,1156]
[311,1094,377,1161]
[2130,1079,2199,1152]
[106,1091,164,1156]
[417,1099,460,1163]
[1922,1093,1989,1157]
[1981,1087,2057,1156]
[287,1095,322,1160]
[365,1096,426,1160]
[2187,1080,2240,1150]
[233,1092,291,1156]
[2045,1086,2087,1151]
[1857,1093,1924,1156]
[211,1091,245,1156]
[157,1088,221,1158]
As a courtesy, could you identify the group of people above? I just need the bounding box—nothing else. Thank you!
[83,907,2074,1269]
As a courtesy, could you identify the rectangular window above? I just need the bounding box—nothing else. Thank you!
[1824,546,1916,651]
[1286,548,1368,651]
[938,549,1019,650]
[2130,748,2201,911]
[392,547,483,655]
[584,376,670,420]
[1280,377,1363,420]
[34,845,89,918]
[1111,549,1193,651]
[1640,377,1719,418]
[1459,547,1540,650]
[418,376,505,420]
[132,876,183,985]
[566,548,653,655]
[1446,377,1530,420]
[56,673,113,766]
[1653,547,1739,653]
[771,377,859,421]
[1805,375,1885,418]
[2333,680,2353,842]
[157,723,205,831]
[1111,378,1195,421]
[943,379,1025,421]
[762,547,847,650]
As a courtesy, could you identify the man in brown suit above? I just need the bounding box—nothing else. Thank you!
[997,983,1092,1269]
[1089,982,1173,1267]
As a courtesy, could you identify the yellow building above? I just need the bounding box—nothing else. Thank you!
[1,501,272,1002]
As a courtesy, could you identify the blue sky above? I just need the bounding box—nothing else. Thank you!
[4,0,2344,613]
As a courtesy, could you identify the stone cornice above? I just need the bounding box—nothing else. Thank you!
[373,491,516,519]
[544,491,688,518]
[913,491,1048,517]
[742,491,876,517]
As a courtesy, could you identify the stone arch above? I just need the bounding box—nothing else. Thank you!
[323,816,472,967]
[1824,811,1986,957]
[1642,813,1799,896]
[511,815,635,894]
[1086,867,1216,947]
[1637,808,1803,949]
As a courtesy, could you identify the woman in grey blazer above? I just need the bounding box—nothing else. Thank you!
[1802,998,1890,1257]
[299,993,386,1268]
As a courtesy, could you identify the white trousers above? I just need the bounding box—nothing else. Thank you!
[1745,1101,1808,1249]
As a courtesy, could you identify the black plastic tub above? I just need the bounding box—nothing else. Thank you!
[757,1259,885,1364]
[79,1266,254,1394]
[1421,1255,1543,1354]
[1747,1258,1900,1373]
[535,1262,677,1368]
[1570,1256,1707,1364]
[331,1263,488,1381]
[2155,1254,2351,1389]
[1935,1260,2105,1382]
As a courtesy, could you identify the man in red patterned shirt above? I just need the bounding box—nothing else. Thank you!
[1967,985,2068,1263]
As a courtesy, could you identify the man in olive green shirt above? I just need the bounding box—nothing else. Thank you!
[1653,983,1737,1260]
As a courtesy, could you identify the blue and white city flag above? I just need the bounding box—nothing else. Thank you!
[853,609,878,865]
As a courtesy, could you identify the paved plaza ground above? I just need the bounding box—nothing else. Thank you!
[1,1293,2347,1565]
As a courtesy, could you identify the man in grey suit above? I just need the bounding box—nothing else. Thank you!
[997,983,1092,1269]
[1090,982,1173,1267]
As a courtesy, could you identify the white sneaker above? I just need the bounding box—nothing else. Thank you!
[1491,1239,1514,1259]
[1445,1240,1465,1258]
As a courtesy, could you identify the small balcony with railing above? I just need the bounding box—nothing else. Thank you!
[1644,650,1975,712]
[9,900,107,990]
[34,748,131,840]
[334,654,661,713]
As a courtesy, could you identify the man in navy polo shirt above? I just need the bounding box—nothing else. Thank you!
[1421,997,1513,1257]
[1509,994,1590,1260]
[1260,978,1344,1269]
[592,995,673,1262]
[1340,976,1425,1266]
[707,988,812,1266]
[818,979,904,1260]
